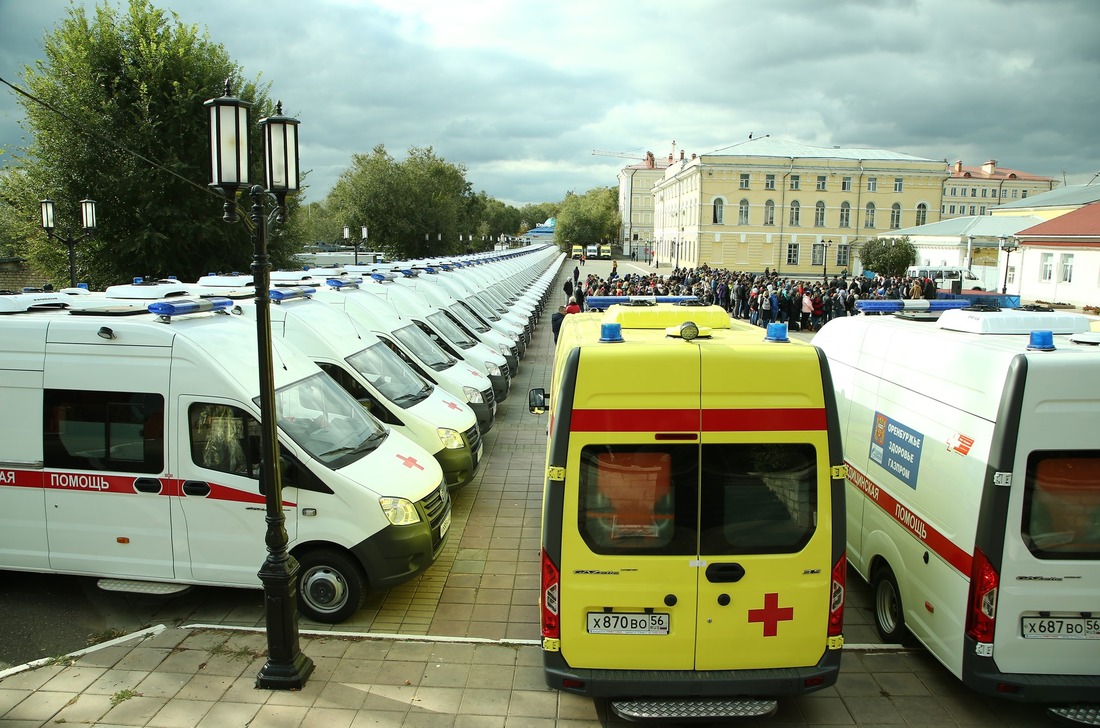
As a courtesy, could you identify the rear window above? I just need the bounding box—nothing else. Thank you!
[1022,451,1100,559]
[577,443,818,556]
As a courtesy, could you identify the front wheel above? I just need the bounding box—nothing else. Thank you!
[295,548,367,623]
[871,563,908,644]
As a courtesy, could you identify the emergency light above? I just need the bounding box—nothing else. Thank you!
[326,279,359,289]
[147,297,232,317]
[856,299,971,314]
[1026,330,1055,351]
[269,286,316,302]
[598,323,624,343]
[764,322,790,342]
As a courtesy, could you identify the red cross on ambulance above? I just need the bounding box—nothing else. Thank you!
[748,592,795,637]
[396,453,425,470]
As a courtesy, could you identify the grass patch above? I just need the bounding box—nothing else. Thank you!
[109,688,140,706]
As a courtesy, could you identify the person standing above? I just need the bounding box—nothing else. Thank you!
[563,277,573,304]
[551,306,566,343]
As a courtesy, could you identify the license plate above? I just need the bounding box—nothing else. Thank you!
[439,510,452,540]
[587,612,669,635]
[1021,616,1100,639]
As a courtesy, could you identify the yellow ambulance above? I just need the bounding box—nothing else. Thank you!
[571,244,583,259]
[528,302,847,721]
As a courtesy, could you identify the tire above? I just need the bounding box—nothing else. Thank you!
[871,563,908,644]
[295,548,367,624]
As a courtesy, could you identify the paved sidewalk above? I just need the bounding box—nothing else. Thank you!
[0,257,1063,727]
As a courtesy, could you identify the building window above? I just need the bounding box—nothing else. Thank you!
[1012,189,1019,198]
[890,203,902,229]
[789,175,800,191]
[916,203,928,226]
[950,186,958,196]
[713,198,725,224]
[949,204,956,214]
[865,202,876,228]
[786,243,799,266]
[894,177,904,192]
[1061,254,1074,283]
[816,175,827,191]
[867,177,878,192]
[842,176,853,192]
[839,202,851,228]
[971,188,977,197]
[763,200,775,226]
[814,201,826,227]
[969,205,976,215]
[739,173,750,189]
[738,199,750,225]
[789,200,800,226]
[837,244,850,268]
[1022,190,1029,199]
[980,206,987,215]
[765,174,776,190]
[812,243,825,266]
[1040,252,1053,281]
[981,188,989,197]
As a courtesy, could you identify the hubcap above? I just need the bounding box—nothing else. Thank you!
[301,567,347,612]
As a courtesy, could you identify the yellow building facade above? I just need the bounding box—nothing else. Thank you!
[649,138,949,277]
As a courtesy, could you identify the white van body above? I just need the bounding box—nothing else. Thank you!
[813,306,1100,707]
[386,272,520,376]
[191,281,484,490]
[906,266,984,291]
[449,262,539,327]
[0,294,451,623]
[360,276,513,403]
[308,283,498,434]
[429,271,529,347]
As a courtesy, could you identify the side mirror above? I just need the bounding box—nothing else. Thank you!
[528,387,547,415]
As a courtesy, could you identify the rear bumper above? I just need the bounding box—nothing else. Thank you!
[544,647,840,698]
[962,638,1100,703]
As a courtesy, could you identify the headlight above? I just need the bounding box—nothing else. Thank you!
[485,361,502,377]
[509,332,520,342]
[379,496,421,526]
[463,385,485,404]
[498,343,512,357]
[437,427,464,450]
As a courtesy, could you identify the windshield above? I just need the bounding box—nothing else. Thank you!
[272,372,387,468]
[393,324,457,371]
[347,342,432,407]
[463,295,501,322]
[449,302,490,333]
[478,287,510,314]
[427,311,477,349]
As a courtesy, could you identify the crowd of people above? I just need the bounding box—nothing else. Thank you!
[553,260,942,340]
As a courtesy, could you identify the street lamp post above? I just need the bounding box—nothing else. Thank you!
[822,239,832,283]
[1000,235,1018,295]
[40,198,97,287]
[205,82,314,690]
[359,226,367,265]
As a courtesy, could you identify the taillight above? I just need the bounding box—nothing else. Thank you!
[965,547,999,643]
[829,553,846,636]
[541,548,560,639]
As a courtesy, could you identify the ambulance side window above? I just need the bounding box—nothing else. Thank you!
[1022,450,1100,559]
[189,403,259,478]
[700,443,817,555]
[43,389,164,474]
[578,444,698,555]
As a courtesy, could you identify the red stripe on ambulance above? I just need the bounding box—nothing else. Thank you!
[846,462,973,576]
[570,408,827,433]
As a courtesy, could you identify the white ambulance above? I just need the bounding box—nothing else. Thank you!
[190,280,484,490]
[0,292,450,623]
[813,302,1100,717]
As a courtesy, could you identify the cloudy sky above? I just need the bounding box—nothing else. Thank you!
[2,0,1098,207]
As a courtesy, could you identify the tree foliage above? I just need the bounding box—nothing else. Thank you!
[554,187,619,251]
[6,0,296,287]
[858,236,917,277]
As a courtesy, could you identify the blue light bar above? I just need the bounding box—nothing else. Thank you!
[584,295,700,311]
[326,279,359,289]
[270,286,316,302]
[147,297,232,317]
[855,299,972,313]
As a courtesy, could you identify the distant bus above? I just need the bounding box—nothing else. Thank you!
[571,245,583,259]
[598,244,612,259]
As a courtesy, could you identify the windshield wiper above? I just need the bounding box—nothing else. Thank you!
[320,430,387,457]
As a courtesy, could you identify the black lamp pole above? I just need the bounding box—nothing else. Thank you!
[40,198,97,288]
[1000,236,1018,295]
[823,239,831,283]
[205,81,313,690]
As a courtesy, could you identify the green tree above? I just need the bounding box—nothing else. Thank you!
[857,236,917,277]
[555,187,618,252]
[7,0,297,287]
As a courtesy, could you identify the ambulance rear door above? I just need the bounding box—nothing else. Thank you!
[556,344,701,671]
[988,355,1100,678]
[695,344,835,670]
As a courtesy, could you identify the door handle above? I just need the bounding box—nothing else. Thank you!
[705,562,746,583]
[133,477,162,494]
[182,480,211,497]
